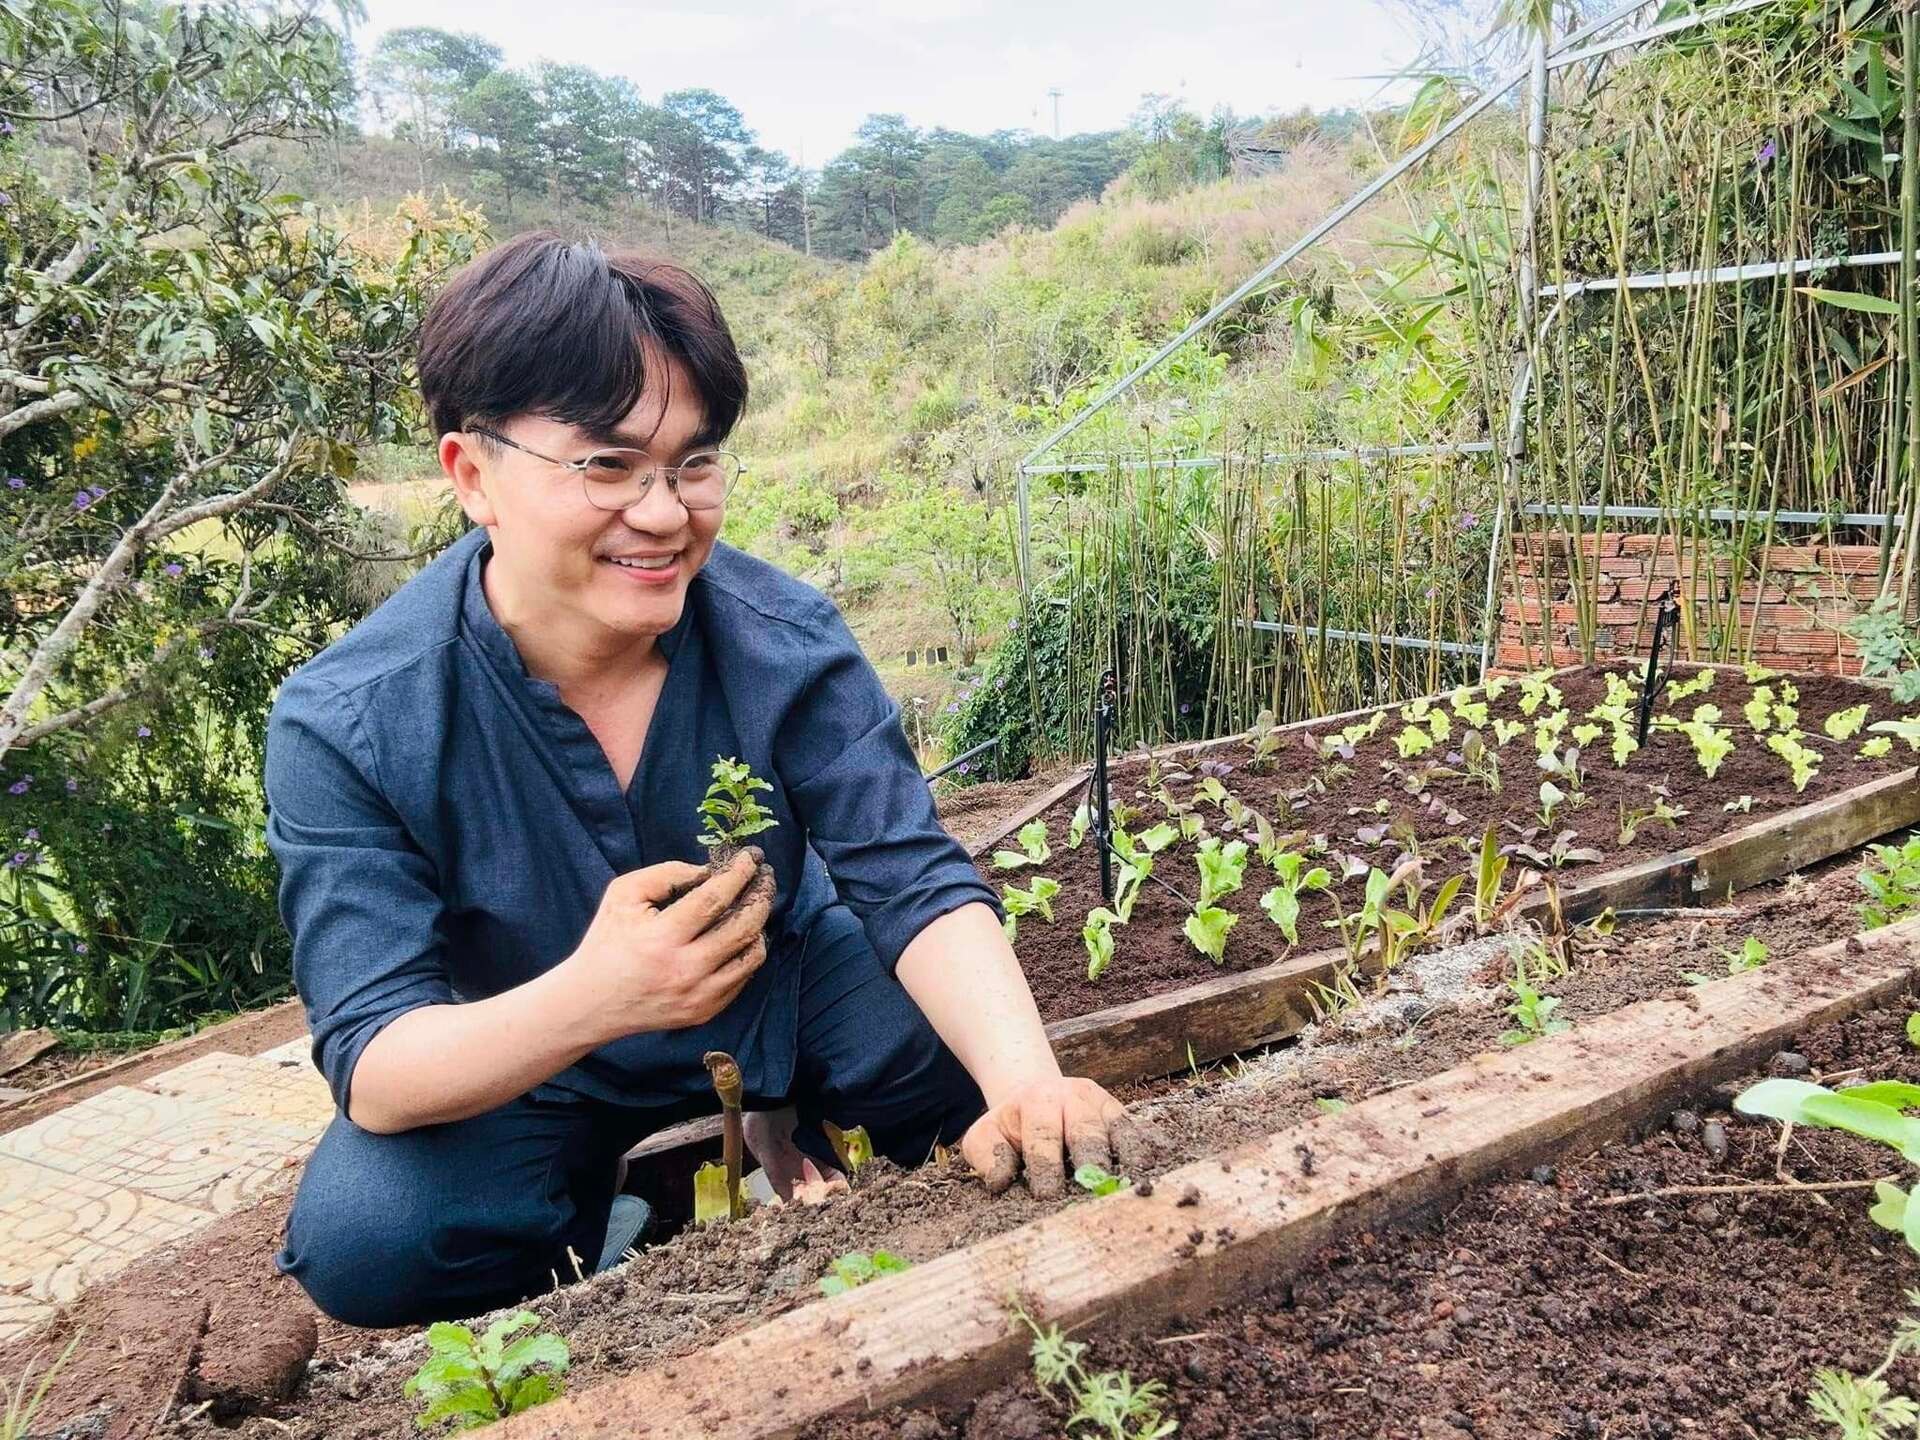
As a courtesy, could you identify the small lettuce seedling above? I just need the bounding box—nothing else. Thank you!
[697,757,778,856]
[818,1251,911,1296]
[1683,934,1768,986]
[1259,851,1332,944]
[1083,906,1120,980]
[1765,729,1821,791]
[403,1313,569,1430]
[1074,1163,1129,1196]
[1491,717,1526,747]
[1184,905,1238,962]
[1500,962,1568,1046]
[993,819,1052,870]
[1066,802,1091,849]
[1825,703,1872,741]
[1001,875,1061,940]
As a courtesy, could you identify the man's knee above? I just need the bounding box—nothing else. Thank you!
[277,1112,581,1328]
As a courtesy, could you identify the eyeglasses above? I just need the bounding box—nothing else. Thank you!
[468,426,744,512]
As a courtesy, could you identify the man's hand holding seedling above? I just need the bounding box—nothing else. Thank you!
[341,851,773,1134]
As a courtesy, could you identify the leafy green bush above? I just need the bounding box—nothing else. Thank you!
[403,1313,569,1429]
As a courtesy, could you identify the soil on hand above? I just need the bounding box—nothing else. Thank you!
[994,663,1908,1022]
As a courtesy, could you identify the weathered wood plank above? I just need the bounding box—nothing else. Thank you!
[506,916,1920,1440]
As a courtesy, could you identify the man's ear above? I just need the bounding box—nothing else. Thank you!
[440,431,499,528]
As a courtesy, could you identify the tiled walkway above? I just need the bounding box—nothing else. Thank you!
[0,1039,331,1341]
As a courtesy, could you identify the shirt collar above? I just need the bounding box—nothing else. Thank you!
[459,533,694,708]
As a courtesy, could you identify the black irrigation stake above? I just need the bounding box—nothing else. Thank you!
[1093,669,1117,906]
[1635,588,1681,747]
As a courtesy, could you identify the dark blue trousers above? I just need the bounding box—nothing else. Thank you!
[276,906,985,1327]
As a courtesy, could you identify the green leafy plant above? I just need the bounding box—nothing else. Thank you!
[1848,594,1920,702]
[1863,735,1897,759]
[1823,704,1872,742]
[1517,672,1562,716]
[1736,1077,1920,1258]
[993,819,1053,870]
[1665,670,1716,703]
[1067,803,1091,849]
[1471,824,1511,932]
[1796,1294,1920,1440]
[1259,851,1333,944]
[1019,1306,1177,1440]
[1492,717,1527,747]
[1083,906,1120,980]
[1245,706,1285,771]
[697,757,779,853]
[1499,959,1569,1046]
[1193,836,1248,906]
[1393,724,1435,759]
[1744,685,1776,733]
[1074,1164,1129,1196]
[1766,730,1822,792]
[1504,827,1605,870]
[1001,876,1062,941]
[1683,934,1769,985]
[1183,904,1238,962]
[1666,704,1736,778]
[1860,836,1920,930]
[403,1313,570,1430]
[1618,786,1688,846]
[818,1251,912,1296]
[1868,716,1920,752]
[1451,684,1490,728]
[1536,780,1567,830]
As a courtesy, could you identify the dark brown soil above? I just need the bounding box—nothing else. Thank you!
[996,663,1907,1022]
[6,862,1840,1438]
[812,990,1920,1440]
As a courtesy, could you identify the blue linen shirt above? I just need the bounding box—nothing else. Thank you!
[262,524,1000,1113]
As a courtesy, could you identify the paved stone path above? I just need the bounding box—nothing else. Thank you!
[0,1039,330,1341]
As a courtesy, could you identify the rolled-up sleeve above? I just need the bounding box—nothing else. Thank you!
[263,672,453,1113]
[778,601,1002,970]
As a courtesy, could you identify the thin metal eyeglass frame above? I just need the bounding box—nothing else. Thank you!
[467,425,745,511]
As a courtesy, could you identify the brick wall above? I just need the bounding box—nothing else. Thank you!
[1495,530,1885,675]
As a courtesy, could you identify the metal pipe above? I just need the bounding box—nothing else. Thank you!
[1244,619,1484,656]
[1521,503,1895,526]
[1539,250,1903,299]
[1019,440,1497,477]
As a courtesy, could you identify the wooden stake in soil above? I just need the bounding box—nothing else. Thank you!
[702,1051,746,1222]
[498,916,1920,1440]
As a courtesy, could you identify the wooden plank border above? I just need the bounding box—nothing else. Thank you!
[508,915,1920,1440]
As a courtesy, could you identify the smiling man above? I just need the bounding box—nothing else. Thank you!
[261,230,1146,1328]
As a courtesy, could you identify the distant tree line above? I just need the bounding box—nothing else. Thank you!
[360,27,1260,258]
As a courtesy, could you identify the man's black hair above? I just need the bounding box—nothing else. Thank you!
[417,231,748,448]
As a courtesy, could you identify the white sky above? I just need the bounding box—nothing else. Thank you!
[350,0,1431,166]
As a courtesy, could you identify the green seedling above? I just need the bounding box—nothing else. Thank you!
[1864,735,1897,759]
[697,756,778,853]
[1500,960,1569,1046]
[1083,906,1120,980]
[1393,724,1435,758]
[403,1313,569,1430]
[1517,671,1562,716]
[823,1122,874,1173]
[1450,684,1490,729]
[1736,1076,1920,1259]
[1537,744,1585,797]
[1618,789,1687,846]
[1470,824,1511,932]
[993,819,1052,870]
[1109,829,1155,923]
[1796,1293,1920,1440]
[1183,904,1238,962]
[1017,1306,1177,1440]
[1259,851,1333,944]
[1724,794,1755,813]
[1743,685,1775,733]
[1683,934,1768,985]
[1491,717,1526,747]
[818,1251,912,1296]
[1306,960,1365,1025]
[1457,728,1502,794]
[1246,706,1285,771]
[1571,721,1603,748]
[1536,780,1567,830]
[1427,707,1452,743]
[1067,802,1091,849]
[1074,1164,1129,1196]
[1193,836,1248,906]
[1861,836,1920,930]
[1765,729,1821,792]
[1661,704,1736,778]
[1001,876,1061,941]
[1868,716,1920,752]
[1504,827,1604,871]
[1532,708,1571,754]
[1666,670,1715,702]
[1136,821,1179,854]
[1314,1096,1349,1115]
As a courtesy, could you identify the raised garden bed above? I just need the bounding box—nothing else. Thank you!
[14,862,1880,1438]
[494,913,1920,1440]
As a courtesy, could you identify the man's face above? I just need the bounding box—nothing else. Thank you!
[444,352,726,647]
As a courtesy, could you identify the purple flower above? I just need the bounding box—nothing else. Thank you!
[1459,511,1480,532]
[1008,618,1019,631]
[24,828,37,841]
[163,562,183,577]
[1757,138,1777,166]
[0,120,13,136]
[1180,703,1191,715]
[945,703,958,714]
[1425,585,1438,601]
[73,941,87,954]
[87,484,105,500]
[957,762,971,775]
[136,725,151,738]
[0,191,11,208]
[5,476,22,490]
[7,851,26,868]
[6,777,28,795]
[197,645,213,660]
[71,491,91,510]
[64,778,77,793]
